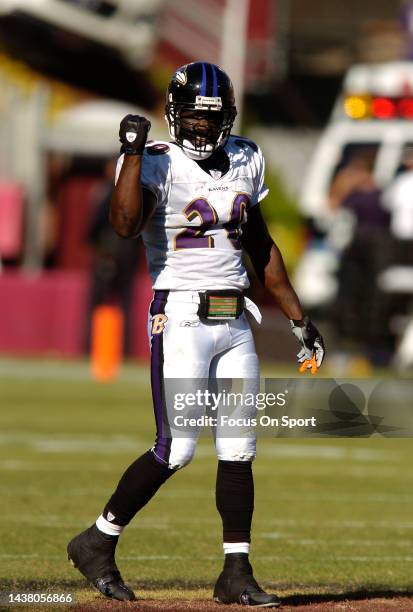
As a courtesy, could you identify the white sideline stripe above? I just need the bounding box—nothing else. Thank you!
[261,492,413,503]
[1,461,400,480]
[0,486,209,499]
[257,446,389,462]
[31,440,145,453]
[0,433,393,462]
[2,513,413,533]
[0,432,147,454]
[0,461,120,472]
[0,554,187,560]
[0,487,109,496]
[1,517,173,530]
[258,534,412,546]
[1,553,412,562]
[195,444,390,462]
[259,556,413,562]
[157,517,413,530]
[121,555,187,560]
[31,487,413,504]
[0,359,149,383]
[161,489,413,502]
[256,464,402,477]
[328,556,413,562]
[263,518,413,529]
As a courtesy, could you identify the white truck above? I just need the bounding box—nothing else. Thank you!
[300,61,413,220]
[296,61,413,368]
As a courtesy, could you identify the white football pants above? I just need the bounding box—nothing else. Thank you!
[148,290,259,469]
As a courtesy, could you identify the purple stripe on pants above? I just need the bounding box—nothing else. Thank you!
[150,290,171,464]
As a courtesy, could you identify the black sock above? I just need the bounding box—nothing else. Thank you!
[103,449,175,526]
[216,460,254,543]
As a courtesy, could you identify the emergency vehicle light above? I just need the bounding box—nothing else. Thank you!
[343,95,371,119]
[372,97,396,119]
[344,95,413,120]
[398,98,413,119]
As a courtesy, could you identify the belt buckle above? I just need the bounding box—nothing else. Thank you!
[198,290,244,320]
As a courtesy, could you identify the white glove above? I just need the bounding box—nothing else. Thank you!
[290,316,325,370]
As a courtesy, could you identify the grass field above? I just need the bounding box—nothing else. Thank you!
[1,359,413,610]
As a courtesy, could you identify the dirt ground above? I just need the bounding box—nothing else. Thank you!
[69,596,413,612]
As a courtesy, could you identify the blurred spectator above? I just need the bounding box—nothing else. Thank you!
[378,151,413,354]
[382,148,413,242]
[85,160,140,356]
[328,149,376,210]
[43,153,71,268]
[340,180,390,231]
[332,162,394,364]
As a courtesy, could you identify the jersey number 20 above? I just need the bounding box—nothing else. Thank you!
[174,194,250,250]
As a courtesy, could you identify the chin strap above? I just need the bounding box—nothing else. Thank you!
[181,143,215,160]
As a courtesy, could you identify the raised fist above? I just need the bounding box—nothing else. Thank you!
[119,114,151,155]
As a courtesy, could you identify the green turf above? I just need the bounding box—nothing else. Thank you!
[1,359,413,604]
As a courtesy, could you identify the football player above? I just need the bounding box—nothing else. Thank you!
[67,62,325,607]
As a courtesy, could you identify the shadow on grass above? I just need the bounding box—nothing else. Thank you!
[0,578,212,591]
[2,578,413,604]
[280,588,413,606]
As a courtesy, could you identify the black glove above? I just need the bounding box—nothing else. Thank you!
[119,114,151,155]
[290,316,325,369]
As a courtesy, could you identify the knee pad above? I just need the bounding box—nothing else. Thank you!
[217,451,256,462]
[215,438,256,462]
[168,438,197,470]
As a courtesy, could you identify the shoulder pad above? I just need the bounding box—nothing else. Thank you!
[145,141,170,156]
[233,137,258,153]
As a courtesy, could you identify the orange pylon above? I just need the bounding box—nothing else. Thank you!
[91,305,124,382]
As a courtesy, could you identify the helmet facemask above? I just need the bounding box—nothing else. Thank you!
[166,96,236,160]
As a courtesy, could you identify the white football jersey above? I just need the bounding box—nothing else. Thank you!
[115,136,269,290]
